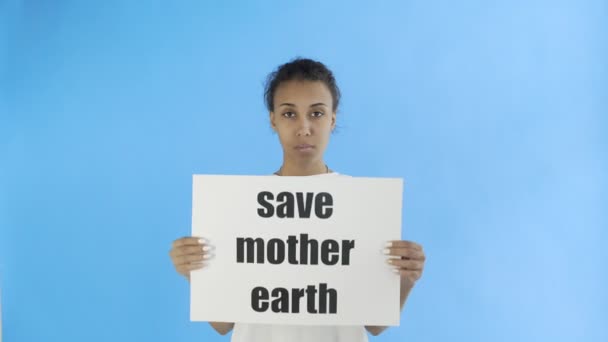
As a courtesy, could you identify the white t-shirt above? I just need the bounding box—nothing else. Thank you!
[230,171,369,342]
[231,323,369,342]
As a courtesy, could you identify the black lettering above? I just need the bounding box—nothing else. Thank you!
[257,191,274,218]
[251,287,269,312]
[315,192,333,218]
[291,288,305,313]
[300,234,318,265]
[296,192,314,218]
[321,240,339,265]
[254,284,338,314]
[267,238,285,264]
[341,240,355,265]
[236,235,356,265]
[276,192,294,218]
[236,237,265,263]
[271,287,290,313]
[306,285,318,313]
[286,235,299,264]
[319,283,337,314]
[256,191,335,219]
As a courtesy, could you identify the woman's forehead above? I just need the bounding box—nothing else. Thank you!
[274,80,333,107]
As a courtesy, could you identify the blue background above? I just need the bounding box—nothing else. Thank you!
[1,1,606,341]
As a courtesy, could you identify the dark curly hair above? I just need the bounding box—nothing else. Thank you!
[264,57,341,112]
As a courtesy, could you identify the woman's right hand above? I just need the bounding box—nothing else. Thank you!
[169,236,214,281]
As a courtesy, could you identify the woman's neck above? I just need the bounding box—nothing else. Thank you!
[276,159,330,176]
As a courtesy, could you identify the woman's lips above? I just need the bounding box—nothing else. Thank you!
[295,144,315,151]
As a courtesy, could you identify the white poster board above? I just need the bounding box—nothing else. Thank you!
[190,175,403,326]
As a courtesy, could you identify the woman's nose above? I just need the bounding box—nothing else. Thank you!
[296,118,312,136]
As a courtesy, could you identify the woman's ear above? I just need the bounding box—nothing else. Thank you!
[270,111,277,131]
[331,111,337,131]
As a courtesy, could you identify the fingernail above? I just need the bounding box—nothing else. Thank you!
[202,253,214,260]
[385,241,393,248]
[198,238,208,244]
[386,259,393,264]
[393,268,401,274]
[202,246,213,252]
[382,248,391,255]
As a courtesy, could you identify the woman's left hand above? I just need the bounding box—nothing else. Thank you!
[384,240,426,288]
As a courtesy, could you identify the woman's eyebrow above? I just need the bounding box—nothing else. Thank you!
[310,103,328,108]
[279,102,327,107]
[279,102,328,108]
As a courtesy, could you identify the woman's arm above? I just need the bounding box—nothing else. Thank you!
[365,278,414,336]
[208,322,235,335]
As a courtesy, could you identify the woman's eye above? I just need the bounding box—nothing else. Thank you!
[311,111,324,117]
[283,112,295,118]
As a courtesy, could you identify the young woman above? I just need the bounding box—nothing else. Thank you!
[169,58,426,341]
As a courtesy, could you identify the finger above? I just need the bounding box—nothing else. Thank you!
[175,253,214,266]
[402,270,423,280]
[384,249,425,260]
[383,247,425,260]
[394,269,422,280]
[186,262,207,271]
[172,245,213,257]
[386,240,422,251]
[386,259,424,270]
[404,250,425,261]
[172,237,208,249]
[177,263,206,275]
[170,245,200,257]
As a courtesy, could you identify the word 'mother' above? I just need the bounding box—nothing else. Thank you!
[236,234,355,265]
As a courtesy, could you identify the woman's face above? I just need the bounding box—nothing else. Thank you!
[270,80,336,163]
